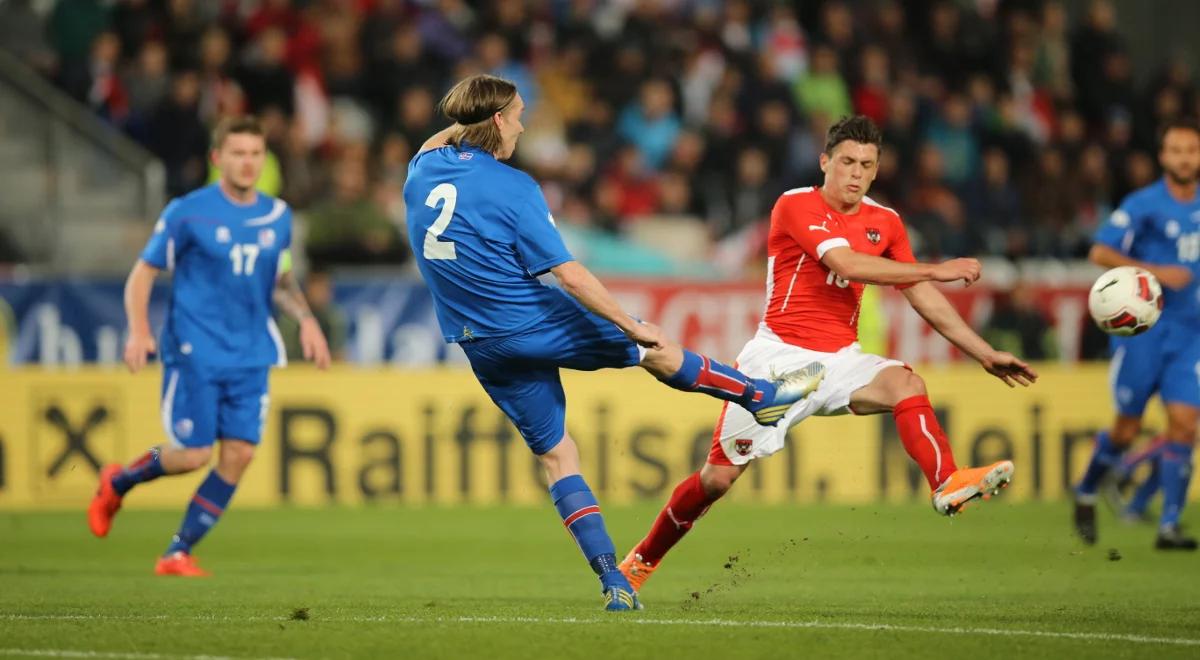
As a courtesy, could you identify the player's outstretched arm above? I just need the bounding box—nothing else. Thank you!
[123,260,160,373]
[273,267,332,369]
[821,247,982,287]
[550,261,663,349]
[1089,244,1193,289]
[902,282,1038,387]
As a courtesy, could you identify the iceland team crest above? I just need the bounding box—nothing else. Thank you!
[258,228,276,248]
[215,226,231,243]
[866,228,881,245]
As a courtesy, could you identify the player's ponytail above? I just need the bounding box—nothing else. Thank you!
[438,74,518,155]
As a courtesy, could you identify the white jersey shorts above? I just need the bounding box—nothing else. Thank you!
[712,335,905,465]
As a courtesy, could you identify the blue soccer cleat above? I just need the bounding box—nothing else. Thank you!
[603,585,642,611]
[748,362,826,426]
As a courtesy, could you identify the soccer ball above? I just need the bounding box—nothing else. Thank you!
[1087,266,1163,336]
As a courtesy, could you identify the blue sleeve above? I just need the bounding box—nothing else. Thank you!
[1093,195,1144,253]
[513,187,573,276]
[139,199,184,269]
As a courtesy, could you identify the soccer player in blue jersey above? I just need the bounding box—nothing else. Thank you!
[404,75,823,611]
[1074,118,1200,550]
[88,116,332,575]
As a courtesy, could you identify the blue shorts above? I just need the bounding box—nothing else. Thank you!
[1110,318,1200,416]
[461,304,643,455]
[160,363,271,448]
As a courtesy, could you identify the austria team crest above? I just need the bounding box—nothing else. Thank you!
[734,439,753,456]
[866,228,881,245]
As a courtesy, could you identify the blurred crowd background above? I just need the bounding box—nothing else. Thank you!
[3,0,1198,278]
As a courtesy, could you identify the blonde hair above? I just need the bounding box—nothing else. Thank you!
[438,74,517,155]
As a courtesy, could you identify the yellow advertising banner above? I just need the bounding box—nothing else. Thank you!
[0,365,1179,510]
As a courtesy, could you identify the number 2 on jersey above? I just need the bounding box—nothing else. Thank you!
[424,183,458,260]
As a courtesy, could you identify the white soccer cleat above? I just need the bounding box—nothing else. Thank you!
[751,362,825,426]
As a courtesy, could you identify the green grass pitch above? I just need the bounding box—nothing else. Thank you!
[1,501,1198,659]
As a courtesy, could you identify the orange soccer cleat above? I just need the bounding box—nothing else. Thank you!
[932,460,1014,516]
[88,464,124,538]
[155,551,211,577]
[618,549,659,593]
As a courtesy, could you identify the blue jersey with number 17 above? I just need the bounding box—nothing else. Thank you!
[1093,178,1200,325]
[404,145,576,343]
[140,184,292,368]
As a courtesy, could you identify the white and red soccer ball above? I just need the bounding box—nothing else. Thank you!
[1088,266,1164,336]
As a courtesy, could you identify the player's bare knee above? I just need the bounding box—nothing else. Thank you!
[699,464,741,498]
[898,370,926,399]
[220,441,256,470]
[179,447,212,472]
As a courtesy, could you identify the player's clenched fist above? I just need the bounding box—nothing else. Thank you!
[123,332,156,373]
[932,258,982,287]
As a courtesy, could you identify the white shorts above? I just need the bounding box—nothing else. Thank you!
[712,337,905,465]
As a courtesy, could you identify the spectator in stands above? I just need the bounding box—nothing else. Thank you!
[149,69,207,196]
[124,40,169,135]
[982,282,1057,361]
[793,44,851,120]
[965,148,1022,256]
[304,155,405,267]
[617,78,682,172]
[238,27,294,116]
[926,93,980,187]
[195,27,242,126]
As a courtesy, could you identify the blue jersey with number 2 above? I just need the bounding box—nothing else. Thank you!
[404,145,576,343]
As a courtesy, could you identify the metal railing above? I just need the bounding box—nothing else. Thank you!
[0,49,164,274]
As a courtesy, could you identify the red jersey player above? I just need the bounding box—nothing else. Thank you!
[619,115,1039,596]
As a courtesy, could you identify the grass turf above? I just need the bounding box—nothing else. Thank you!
[1,501,1197,659]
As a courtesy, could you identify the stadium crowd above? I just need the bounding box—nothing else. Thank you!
[2,0,1197,275]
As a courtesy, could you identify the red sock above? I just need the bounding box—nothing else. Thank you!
[634,471,717,565]
[892,395,958,489]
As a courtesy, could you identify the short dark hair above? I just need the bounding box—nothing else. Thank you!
[824,115,883,155]
[1158,117,1200,150]
[211,115,264,149]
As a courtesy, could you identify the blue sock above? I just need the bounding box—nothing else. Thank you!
[1159,442,1194,529]
[549,474,630,592]
[662,350,768,408]
[1125,461,1161,516]
[1077,431,1124,498]
[111,447,166,496]
[165,471,236,556]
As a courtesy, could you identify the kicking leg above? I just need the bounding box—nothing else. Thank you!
[640,340,823,426]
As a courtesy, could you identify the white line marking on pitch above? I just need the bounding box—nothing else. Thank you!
[0,650,295,660]
[2,613,1197,648]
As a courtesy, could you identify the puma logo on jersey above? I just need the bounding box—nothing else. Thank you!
[808,219,830,233]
